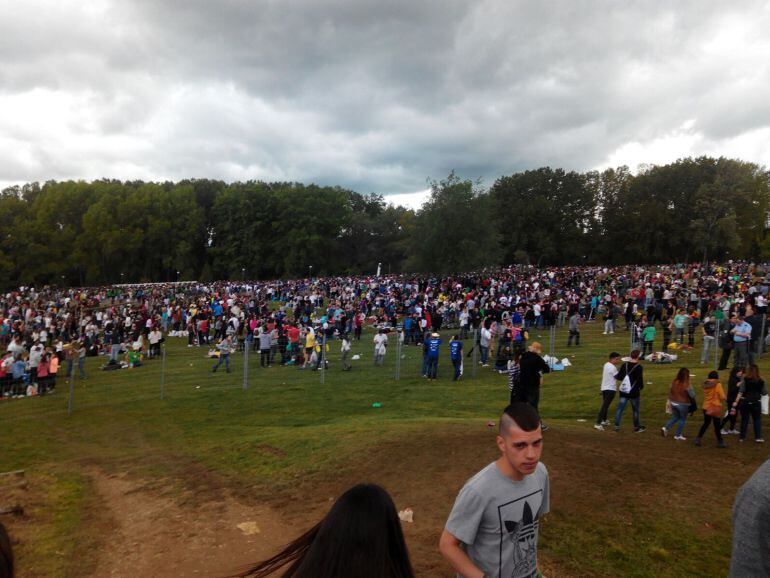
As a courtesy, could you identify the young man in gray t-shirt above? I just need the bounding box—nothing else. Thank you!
[440,402,549,578]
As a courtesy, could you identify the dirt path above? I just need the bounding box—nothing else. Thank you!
[89,469,296,578]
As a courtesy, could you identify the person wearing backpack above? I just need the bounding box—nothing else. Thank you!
[613,349,646,433]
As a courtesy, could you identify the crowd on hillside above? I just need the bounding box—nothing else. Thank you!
[1,261,769,399]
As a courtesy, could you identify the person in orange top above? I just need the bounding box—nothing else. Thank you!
[48,350,59,391]
[695,370,727,448]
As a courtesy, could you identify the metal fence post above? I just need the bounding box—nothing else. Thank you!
[471,328,478,378]
[394,330,401,380]
[67,367,76,416]
[243,341,249,390]
[160,344,166,400]
[630,322,635,352]
[549,325,556,369]
[714,317,720,370]
[320,332,327,385]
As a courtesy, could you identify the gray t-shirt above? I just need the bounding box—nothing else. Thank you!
[730,459,770,577]
[445,461,550,578]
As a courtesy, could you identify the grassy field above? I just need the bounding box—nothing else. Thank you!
[1,321,768,577]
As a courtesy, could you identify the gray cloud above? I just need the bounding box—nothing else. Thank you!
[1,0,768,198]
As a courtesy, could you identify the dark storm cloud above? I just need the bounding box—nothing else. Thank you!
[1,0,768,198]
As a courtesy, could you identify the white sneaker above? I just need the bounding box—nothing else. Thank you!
[602,332,607,335]
[594,424,604,431]
[730,429,740,435]
[661,427,668,437]
[720,429,730,435]
[674,435,687,441]
[757,439,766,443]
[601,420,611,426]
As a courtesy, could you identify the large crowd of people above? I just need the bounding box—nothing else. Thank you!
[1,261,769,397]
[1,261,769,577]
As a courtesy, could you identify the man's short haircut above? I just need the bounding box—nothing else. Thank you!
[499,403,541,436]
[630,349,641,359]
[609,351,621,359]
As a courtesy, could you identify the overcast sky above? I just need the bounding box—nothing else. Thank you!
[1,1,769,208]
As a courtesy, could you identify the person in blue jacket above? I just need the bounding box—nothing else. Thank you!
[425,332,442,380]
[449,335,463,381]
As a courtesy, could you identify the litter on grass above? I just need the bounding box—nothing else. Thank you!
[398,508,414,523]
[237,521,261,535]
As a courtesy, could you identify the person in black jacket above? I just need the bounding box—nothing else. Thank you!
[613,349,646,433]
[518,341,551,430]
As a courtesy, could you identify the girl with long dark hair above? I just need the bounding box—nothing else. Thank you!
[661,367,696,440]
[232,484,414,578]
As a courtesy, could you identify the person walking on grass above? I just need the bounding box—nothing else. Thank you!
[731,314,752,369]
[674,309,688,344]
[694,370,727,448]
[594,352,621,431]
[440,403,549,578]
[449,334,463,381]
[641,323,656,357]
[730,364,767,443]
[567,311,580,346]
[720,366,744,435]
[373,328,388,366]
[613,349,646,433]
[340,333,352,371]
[661,367,696,441]
[425,331,442,380]
[519,342,551,431]
[212,335,234,373]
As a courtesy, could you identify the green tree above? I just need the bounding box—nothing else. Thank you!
[408,172,500,272]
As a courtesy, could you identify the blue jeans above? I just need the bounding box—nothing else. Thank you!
[110,344,121,362]
[452,358,461,380]
[426,356,438,379]
[212,354,230,372]
[615,396,641,428]
[479,345,489,364]
[664,402,689,436]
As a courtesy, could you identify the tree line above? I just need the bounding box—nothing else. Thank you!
[0,155,767,287]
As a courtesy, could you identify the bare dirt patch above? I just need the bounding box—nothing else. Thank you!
[88,469,296,578]
[80,421,766,577]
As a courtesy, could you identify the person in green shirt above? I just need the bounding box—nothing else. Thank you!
[642,323,657,356]
[673,310,688,344]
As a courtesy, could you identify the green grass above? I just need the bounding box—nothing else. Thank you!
[1,321,767,577]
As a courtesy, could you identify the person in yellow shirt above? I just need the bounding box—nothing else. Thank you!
[302,325,316,369]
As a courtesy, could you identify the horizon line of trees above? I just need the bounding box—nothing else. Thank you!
[0,155,767,289]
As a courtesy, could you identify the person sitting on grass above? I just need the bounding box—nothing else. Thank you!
[233,484,414,578]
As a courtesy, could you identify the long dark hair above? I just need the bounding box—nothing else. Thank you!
[673,367,690,386]
[0,521,13,578]
[233,484,414,578]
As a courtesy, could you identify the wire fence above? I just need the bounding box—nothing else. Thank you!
[1,316,767,424]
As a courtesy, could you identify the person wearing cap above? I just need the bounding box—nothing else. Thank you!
[425,332,443,380]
